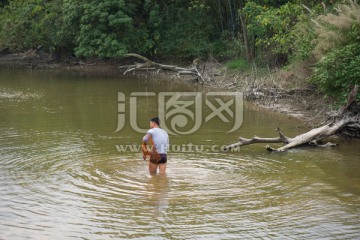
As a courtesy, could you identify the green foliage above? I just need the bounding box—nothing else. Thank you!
[0,0,354,79]
[310,42,360,103]
[210,31,244,58]
[158,1,212,57]
[143,0,161,54]
[308,0,360,104]
[0,0,8,8]
[61,0,84,52]
[288,13,317,61]
[0,0,215,58]
[241,1,304,65]
[225,58,251,70]
[0,0,64,52]
[74,0,132,58]
[252,0,291,7]
[125,0,161,56]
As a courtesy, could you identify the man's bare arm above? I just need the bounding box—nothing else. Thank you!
[143,133,151,143]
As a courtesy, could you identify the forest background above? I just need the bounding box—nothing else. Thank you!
[0,0,359,104]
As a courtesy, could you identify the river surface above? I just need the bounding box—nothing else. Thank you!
[0,69,359,239]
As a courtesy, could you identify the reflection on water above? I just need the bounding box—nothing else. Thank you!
[0,69,359,239]
[144,175,170,217]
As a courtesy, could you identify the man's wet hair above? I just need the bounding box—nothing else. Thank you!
[150,117,160,126]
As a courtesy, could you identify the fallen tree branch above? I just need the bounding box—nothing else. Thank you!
[223,128,292,151]
[224,85,359,152]
[120,53,205,83]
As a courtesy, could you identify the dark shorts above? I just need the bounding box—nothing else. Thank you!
[158,154,167,164]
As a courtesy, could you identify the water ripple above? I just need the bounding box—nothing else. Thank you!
[1,94,360,239]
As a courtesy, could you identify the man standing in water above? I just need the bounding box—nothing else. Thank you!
[142,117,169,174]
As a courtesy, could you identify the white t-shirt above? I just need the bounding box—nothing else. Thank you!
[144,128,169,154]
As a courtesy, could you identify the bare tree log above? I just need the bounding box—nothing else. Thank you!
[266,118,349,152]
[223,128,292,151]
[224,85,360,152]
[120,53,205,82]
[224,136,283,150]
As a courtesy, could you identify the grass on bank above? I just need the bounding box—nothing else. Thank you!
[225,58,251,71]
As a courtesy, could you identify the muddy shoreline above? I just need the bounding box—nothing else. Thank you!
[0,54,330,128]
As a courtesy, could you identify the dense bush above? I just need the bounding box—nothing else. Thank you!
[73,0,132,58]
[240,2,304,65]
[310,0,360,103]
[310,42,360,104]
[157,1,212,58]
[1,0,308,59]
[0,0,64,52]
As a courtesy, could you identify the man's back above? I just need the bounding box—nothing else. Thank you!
[147,128,169,154]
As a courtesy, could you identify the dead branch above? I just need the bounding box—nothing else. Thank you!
[120,53,205,83]
[223,128,292,151]
[340,85,358,115]
[224,85,359,152]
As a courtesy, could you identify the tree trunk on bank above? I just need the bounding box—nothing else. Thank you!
[239,13,253,62]
[223,85,360,152]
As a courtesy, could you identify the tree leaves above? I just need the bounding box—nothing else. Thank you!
[310,42,360,103]
[73,0,131,58]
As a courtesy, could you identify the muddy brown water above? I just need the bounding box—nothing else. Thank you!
[0,69,359,239]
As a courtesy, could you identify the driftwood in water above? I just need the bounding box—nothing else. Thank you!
[224,85,360,152]
[120,53,204,83]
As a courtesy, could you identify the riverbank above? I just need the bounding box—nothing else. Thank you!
[194,58,332,128]
[0,53,330,128]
